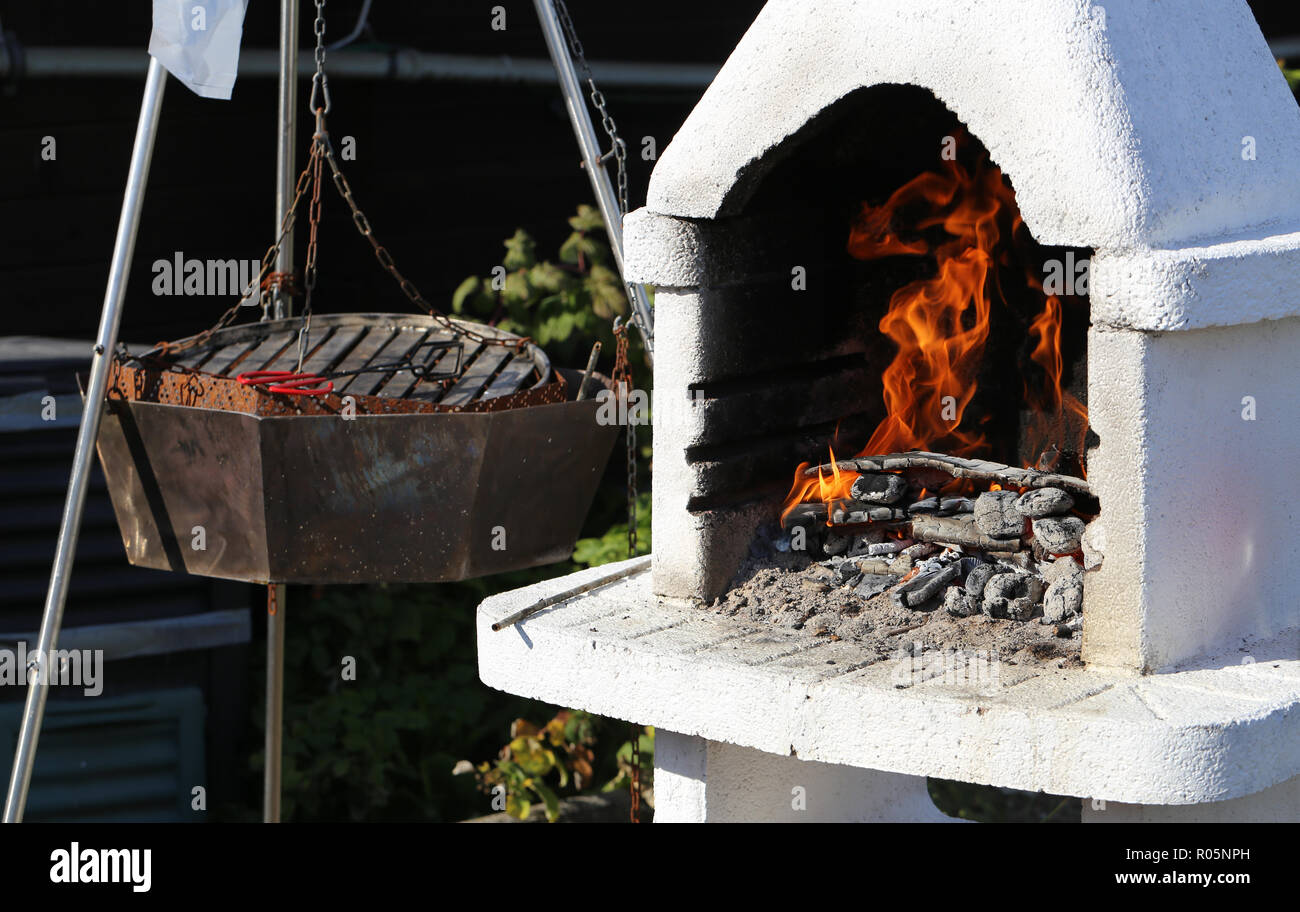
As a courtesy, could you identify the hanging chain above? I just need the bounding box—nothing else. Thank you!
[317,136,521,351]
[296,0,520,355]
[150,0,524,363]
[629,721,641,823]
[613,307,640,825]
[557,0,642,821]
[148,152,320,359]
[612,323,637,559]
[309,0,331,117]
[292,0,332,369]
[554,0,629,215]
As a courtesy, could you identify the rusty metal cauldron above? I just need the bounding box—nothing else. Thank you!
[91,313,620,584]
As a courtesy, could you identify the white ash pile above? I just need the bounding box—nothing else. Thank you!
[781,452,1099,637]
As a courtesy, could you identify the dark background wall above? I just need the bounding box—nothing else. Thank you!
[1,1,1294,349]
[0,1,763,347]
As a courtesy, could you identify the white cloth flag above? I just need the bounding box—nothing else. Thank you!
[148,1,249,100]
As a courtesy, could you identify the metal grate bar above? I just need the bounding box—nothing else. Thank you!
[482,351,542,400]
[200,338,271,377]
[439,346,515,407]
[299,325,367,375]
[331,327,402,394]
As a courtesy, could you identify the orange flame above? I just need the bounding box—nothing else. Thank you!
[850,155,1014,457]
[780,447,860,525]
[781,143,1090,517]
[1023,285,1090,472]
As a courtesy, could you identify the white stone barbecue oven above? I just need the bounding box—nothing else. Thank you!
[479,0,1300,821]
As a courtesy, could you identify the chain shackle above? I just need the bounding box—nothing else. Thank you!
[310,74,331,117]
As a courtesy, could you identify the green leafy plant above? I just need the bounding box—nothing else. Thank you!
[457,710,598,821]
[457,710,653,822]
[451,205,648,373]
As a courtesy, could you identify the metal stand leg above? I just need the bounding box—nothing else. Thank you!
[264,584,286,822]
[2,56,168,824]
[263,0,299,824]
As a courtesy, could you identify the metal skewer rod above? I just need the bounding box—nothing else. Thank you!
[3,56,168,824]
[532,0,654,360]
[263,0,300,825]
[491,556,650,631]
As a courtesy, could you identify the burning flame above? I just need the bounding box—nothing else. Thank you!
[849,153,1013,456]
[1023,283,1090,467]
[782,142,1089,517]
[781,448,860,524]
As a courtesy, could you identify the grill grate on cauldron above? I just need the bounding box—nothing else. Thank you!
[111,312,565,418]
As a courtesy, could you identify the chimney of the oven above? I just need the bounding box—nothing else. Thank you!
[626,0,1300,673]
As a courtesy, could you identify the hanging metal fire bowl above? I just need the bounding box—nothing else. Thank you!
[90,314,620,584]
[95,374,617,584]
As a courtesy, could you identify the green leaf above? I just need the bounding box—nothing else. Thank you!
[509,737,555,777]
[505,791,531,820]
[502,270,531,306]
[559,231,600,265]
[450,276,481,314]
[530,780,561,823]
[586,263,628,320]
[502,229,537,270]
[572,493,651,567]
[568,204,606,233]
[527,261,568,294]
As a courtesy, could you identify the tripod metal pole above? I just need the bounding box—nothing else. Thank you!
[271,0,298,323]
[263,0,299,825]
[532,0,654,358]
[3,56,168,824]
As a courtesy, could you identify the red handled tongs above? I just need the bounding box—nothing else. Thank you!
[236,370,334,396]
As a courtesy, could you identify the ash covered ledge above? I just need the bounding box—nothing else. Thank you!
[478,557,1300,821]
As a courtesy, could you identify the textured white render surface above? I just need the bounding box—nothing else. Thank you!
[623,209,788,289]
[1090,229,1300,331]
[655,730,956,822]
[647,0,1300,252]
[1084,318,1300,672]
[479,560,1300,806]
[1083,773,1300,822]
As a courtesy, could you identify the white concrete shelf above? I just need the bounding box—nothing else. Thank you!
[478,557,1300,807]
